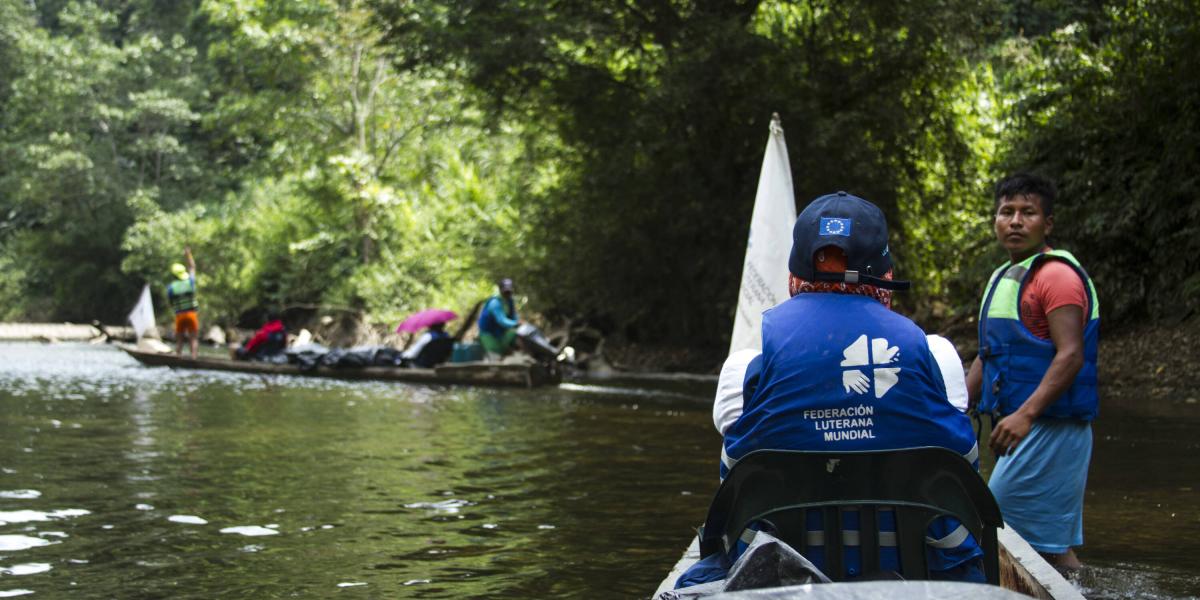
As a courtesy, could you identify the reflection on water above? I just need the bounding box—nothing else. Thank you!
[0,343,715,598]
[0,342,1196,598]
[1073,391,1200,600]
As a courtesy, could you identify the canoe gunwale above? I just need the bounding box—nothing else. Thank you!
[652,527,1085,599]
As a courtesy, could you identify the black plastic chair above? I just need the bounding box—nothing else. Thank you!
[698,447,1002,584]
[413,337,455,368]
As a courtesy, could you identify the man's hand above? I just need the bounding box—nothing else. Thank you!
[987,304,1085,456]
[989,411,1034,456]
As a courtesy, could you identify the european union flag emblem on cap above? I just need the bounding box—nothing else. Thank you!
[820,217,852,237]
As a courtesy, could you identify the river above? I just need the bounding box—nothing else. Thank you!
[0,343,1195,598]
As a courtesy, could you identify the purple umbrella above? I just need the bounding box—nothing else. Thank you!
[396,309,458,333]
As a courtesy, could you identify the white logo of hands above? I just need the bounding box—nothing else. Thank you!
[842,370,870,395]
[872,338,900,364]
[840,334,902,398]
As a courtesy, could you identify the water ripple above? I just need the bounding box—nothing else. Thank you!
[0,564,51,576]
[0,509,89,525]
[0,536,53,552]
[167,515,207,525]
[0,491,40,500]
[219,526,279,537]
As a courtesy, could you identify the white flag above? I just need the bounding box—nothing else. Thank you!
[127,284,156,339]
[728,116,798,354]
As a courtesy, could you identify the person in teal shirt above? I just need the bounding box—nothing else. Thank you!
[477,278,521,358]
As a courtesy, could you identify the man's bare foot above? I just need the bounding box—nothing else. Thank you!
[1040,548,1082,576]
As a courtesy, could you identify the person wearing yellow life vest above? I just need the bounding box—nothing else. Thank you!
[166,247,199,359]
[966,173,1099,572]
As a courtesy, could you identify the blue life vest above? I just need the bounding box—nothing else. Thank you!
[977,251,1100,420]
[724,294,978,473]
[722,293,981,575]
[477,295,517,338]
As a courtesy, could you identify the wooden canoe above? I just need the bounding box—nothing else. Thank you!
[652,526,1085,599]
[119,345,561,388]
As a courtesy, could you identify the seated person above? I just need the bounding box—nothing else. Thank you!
[234,313,287,360]
[477,278,521,359]
[400,322,453,368]
[678,192,983,588]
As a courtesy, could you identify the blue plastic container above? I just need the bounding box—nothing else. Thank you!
[450,341,484,363]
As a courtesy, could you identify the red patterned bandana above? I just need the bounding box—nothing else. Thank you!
[788,272,894,309]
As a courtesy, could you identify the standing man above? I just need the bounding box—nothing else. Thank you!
[167,247,199,359]
[477,278,520,359]
[967,173,1099,572]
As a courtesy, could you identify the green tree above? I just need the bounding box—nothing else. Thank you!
[378,0,1001,347]
[0,2,212,320]
[126,0,540,325]
[997,0,1200,321]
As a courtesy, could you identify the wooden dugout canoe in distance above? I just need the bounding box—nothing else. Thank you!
[119,345,561,389]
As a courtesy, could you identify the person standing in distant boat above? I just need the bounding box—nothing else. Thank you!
[967,172,1098,572]
[167,247,199,360]
[477,278,522,360]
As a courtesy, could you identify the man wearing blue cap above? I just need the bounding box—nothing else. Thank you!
[678,192,983,588]
[477,278,522,359]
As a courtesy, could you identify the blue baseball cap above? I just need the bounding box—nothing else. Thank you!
[787,191,910,290]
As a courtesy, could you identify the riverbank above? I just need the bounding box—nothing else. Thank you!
[4,316,1196,397]
[0,322,125,342]
[1097,317,1199,407]
[612,316,1198,377]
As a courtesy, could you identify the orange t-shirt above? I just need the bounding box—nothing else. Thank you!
[1020,258,1088,340]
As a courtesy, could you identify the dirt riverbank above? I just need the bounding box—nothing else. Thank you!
[1096,317,1199,406]
[600,317,1200,402]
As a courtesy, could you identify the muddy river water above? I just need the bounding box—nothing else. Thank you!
[0,343,1195,598]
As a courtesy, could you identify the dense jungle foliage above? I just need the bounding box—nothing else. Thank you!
[1,0,1196,354]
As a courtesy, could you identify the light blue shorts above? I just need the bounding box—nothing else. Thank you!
[988,419,1092,554]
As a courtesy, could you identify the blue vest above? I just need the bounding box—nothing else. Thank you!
[724,294,978,473]
[722,293,980,575]
[477,295,517,338]
[977,253,1100,420]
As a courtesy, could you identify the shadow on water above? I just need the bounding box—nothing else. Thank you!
[0,343,1195,598]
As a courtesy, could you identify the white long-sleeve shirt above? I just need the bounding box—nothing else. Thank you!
[713,335,969,435]
[402,332,437,360]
